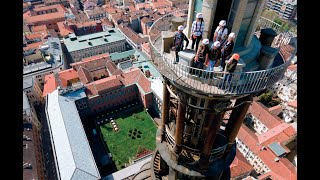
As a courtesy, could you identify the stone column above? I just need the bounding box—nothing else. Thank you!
[230,0,248,46]
[201,0,219,39]
[186,0,196,38]
[162,79,170,133]
[199,112,224,170]
[224,96,252,153]
[258,46,279,70]
[244,0,267,47]
[162,31,175,53]
[171,17,185,32]
[174,94,187,155]
[259,28,277,47]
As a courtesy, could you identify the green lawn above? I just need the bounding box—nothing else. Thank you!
[100,109,157,170]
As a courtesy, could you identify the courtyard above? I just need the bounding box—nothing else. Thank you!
[99,107,157,170]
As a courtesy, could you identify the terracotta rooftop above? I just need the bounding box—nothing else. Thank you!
[151,1,171,9]
[23,42,43,51]
[78,66,94,84]
[23,4,67,24]
[230,149,254,178]
[43,74,58,97]
[268,105,282,116]
[257,122,296,145]
[279,44,295,61]
[248,101,282,129]
[141,17,153,24]
[31,25,48,32]
[71,53,110,71]
[287,100,297,108]
[58,69,80,87]
[238,125,297,180]
[57,22,74,37]
[118,26,148,45]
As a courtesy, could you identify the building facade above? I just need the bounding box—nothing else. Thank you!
[266,0,297,20]
[63,29,127,62]
[23,92,45,180]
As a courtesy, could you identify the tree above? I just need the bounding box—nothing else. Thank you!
[258,91,273,106]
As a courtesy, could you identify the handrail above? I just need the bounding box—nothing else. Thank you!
[148,9,296,96]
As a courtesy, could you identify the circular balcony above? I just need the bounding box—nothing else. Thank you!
[148,10,296,97]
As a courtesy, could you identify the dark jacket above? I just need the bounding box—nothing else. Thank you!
[173,32,189,49]
[226,59,238,73]
[208,47,221,61]
[221,40,234,58]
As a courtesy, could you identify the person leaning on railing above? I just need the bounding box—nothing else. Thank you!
[205,41,221,76]
[213,20,228,44]
[220,32,236,70]
[191,13,205,52]
[222,53,240,90]
[172,25,189,64]
[192,38,209,76]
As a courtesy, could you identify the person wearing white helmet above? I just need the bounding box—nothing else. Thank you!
[220,32,236,69]
[191,13,205,52]
[172,25,189,64]
[192,38,210,76]
[213,20,228,44]
[205,41,222,75]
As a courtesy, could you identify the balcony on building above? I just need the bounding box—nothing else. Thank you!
[148,10,297,98]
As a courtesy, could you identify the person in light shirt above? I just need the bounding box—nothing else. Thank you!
[213,20,228,44]
[190,13,205,52]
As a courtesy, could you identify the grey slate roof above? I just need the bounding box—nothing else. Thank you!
[46,89,100,180]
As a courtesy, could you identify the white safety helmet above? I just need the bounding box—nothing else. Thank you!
[219,20,226,26]
[229,32,236,38]
[202,38,209,45]
[178,25,184,31]
[213,41,221,48]
[196,13,203,19]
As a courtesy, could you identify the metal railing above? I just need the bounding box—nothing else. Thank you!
[148,9,296,96]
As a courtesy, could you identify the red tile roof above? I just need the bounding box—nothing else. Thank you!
[58,69,79,87]
[71,53,110,71]
[31,25,48,32]
[287,100,297,108]
[279,44,295,62]
[257,123,296,145]
[23,4,67,25]
[86,75,123,96]
[248,101,282,129]
[230,149,254,178]
[137,72,151,93]
[118,26,149,44]
[238,125,297,180]
[141,17,152,24]
[23,42,43,51]
[43,74,58,97]
[78,66,94,84]
[57,22,74,37]
[120,68,141,85]
[268,105,282,116]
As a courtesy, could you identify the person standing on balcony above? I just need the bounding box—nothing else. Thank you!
[220,32,236,70]
[213,20,228,44]
[172,25,189,64]
[192,38,210,76]
[204,41,221,77]
[222,53,240,90]
[191,13,205,52]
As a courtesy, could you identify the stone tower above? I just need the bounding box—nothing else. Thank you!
[131,0,296,179]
